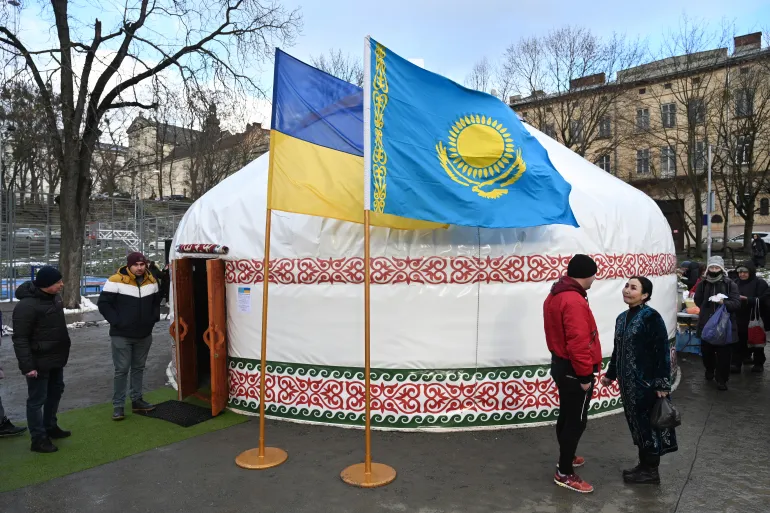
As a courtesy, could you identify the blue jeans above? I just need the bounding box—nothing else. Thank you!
[26,367,65,441]
[112,335,153,407]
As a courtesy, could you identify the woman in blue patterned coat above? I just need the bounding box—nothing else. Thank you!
[601,276,677,485]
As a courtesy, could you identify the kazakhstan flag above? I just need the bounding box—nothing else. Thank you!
[363,38,579,229]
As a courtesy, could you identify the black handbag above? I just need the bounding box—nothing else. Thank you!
[650,397,681,429]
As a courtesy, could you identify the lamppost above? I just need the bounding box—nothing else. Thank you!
[707,145,713,262]
[706,143,734,262]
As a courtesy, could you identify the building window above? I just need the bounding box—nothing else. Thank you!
[692,77,701,85]
[546,107,553,113]
[694,141,706,171]
[688,98,706,125]
[660,146,676,177]
[664,83,672,89]
[639,88,646,94]
[598,117,611,138]
[522,111,528,118]
[544,123,556,139]
[736,89,754,117]
[737,135,751,165]
[661,103,676,128]
[596,155,611,173]
[741,67,750,75]
[761,198,770,216]
[570,119,584,143]
[636,108,650,131]
[636,149,650,174]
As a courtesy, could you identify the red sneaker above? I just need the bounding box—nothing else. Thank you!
[553,472,594,493]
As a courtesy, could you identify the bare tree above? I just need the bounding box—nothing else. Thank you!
[713,46,770,249]
[465,57,494,94]
[0,1,301,306]
[631,17,732,255]
[167,87,268,199]
[311,48,363,87]
[504,26,646,157]
[92,114,134,196]
[0,80,59,196]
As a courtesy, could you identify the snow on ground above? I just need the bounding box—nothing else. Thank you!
[63,296,99,314]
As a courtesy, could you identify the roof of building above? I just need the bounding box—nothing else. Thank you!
[510,42,770,108]
[166,123,269,161]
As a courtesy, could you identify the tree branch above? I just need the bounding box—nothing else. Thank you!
[108,100,158,110]
[0,27,64,167]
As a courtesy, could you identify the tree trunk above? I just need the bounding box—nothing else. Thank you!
[694,202,704,255]
[58,157,91,308]
[743,210,755,254]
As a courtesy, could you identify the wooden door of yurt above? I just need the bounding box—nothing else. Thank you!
[171,259,197,399]
[204,259,228,416]
[171,258,229,416]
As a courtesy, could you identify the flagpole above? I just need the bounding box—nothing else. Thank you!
[339,214,397,488]
[235,93,288,469]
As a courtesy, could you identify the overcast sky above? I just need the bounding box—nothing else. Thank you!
[6,0,770,131]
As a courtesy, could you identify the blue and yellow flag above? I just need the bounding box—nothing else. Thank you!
[363,38,579,229]
[268,49,442,230]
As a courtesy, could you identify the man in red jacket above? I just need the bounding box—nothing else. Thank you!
[543,254,602,493]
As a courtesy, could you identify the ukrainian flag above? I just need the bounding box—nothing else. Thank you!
[268,49,442,230]
[364,38,579,230]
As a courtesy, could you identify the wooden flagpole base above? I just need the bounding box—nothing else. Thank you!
[235,447,288,470]
[340,462,397,488]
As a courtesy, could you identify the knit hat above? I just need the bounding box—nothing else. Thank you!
[34,266,63,289]
[567,254,598,279]
[706,255,726,274]
[127,252,148,268]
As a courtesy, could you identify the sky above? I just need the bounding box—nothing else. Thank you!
[5,0,770,132]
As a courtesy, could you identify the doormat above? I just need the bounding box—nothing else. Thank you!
[134,400,213,427]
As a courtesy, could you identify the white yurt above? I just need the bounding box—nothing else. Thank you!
[167,123,679,431]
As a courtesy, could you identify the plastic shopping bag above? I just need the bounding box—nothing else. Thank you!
[748,299,766,348]
[701,304,732,346]
[650,397,681,430]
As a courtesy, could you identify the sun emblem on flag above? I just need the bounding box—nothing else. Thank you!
[436,115,526,199]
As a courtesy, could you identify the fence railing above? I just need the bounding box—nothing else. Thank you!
[0,189,191,300]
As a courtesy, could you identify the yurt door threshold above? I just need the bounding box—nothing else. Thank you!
[171,257,228,416]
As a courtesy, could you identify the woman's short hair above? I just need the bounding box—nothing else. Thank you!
[629,276,653,302]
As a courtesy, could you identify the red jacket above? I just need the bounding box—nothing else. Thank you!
[543,276,603,380]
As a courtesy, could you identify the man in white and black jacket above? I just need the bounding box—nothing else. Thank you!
[98,252,161,420]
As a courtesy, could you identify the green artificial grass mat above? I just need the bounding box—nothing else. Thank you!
[0,388,248,493]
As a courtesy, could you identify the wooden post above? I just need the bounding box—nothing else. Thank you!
[340,210,397,487]
[235,208,288,469]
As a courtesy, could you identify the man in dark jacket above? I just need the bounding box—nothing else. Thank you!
[732,261,769,373]
[12,266,71,453]
[694,256,741,390]
[98,252,161,420]
[543,254,602,494]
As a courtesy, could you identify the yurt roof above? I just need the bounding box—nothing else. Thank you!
[172,124,674,261]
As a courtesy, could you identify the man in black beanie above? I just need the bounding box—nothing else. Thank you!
[543,254,602,493]
[12,265,72,453]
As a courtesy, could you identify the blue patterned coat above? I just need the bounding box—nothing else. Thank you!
[606,305,678,457]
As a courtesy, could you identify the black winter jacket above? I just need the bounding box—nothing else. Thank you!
[98,266,161,339]
[735,262,770,333]
[12,282,71,374]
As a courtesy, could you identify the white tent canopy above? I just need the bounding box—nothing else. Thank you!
[170,124,678,431]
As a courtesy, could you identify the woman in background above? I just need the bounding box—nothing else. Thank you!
[602,276,677,485]
[751,234,766,269]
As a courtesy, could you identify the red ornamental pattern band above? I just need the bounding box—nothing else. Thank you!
[176,243,229,255]
[228,367,620,416]
[224,253,676,285]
